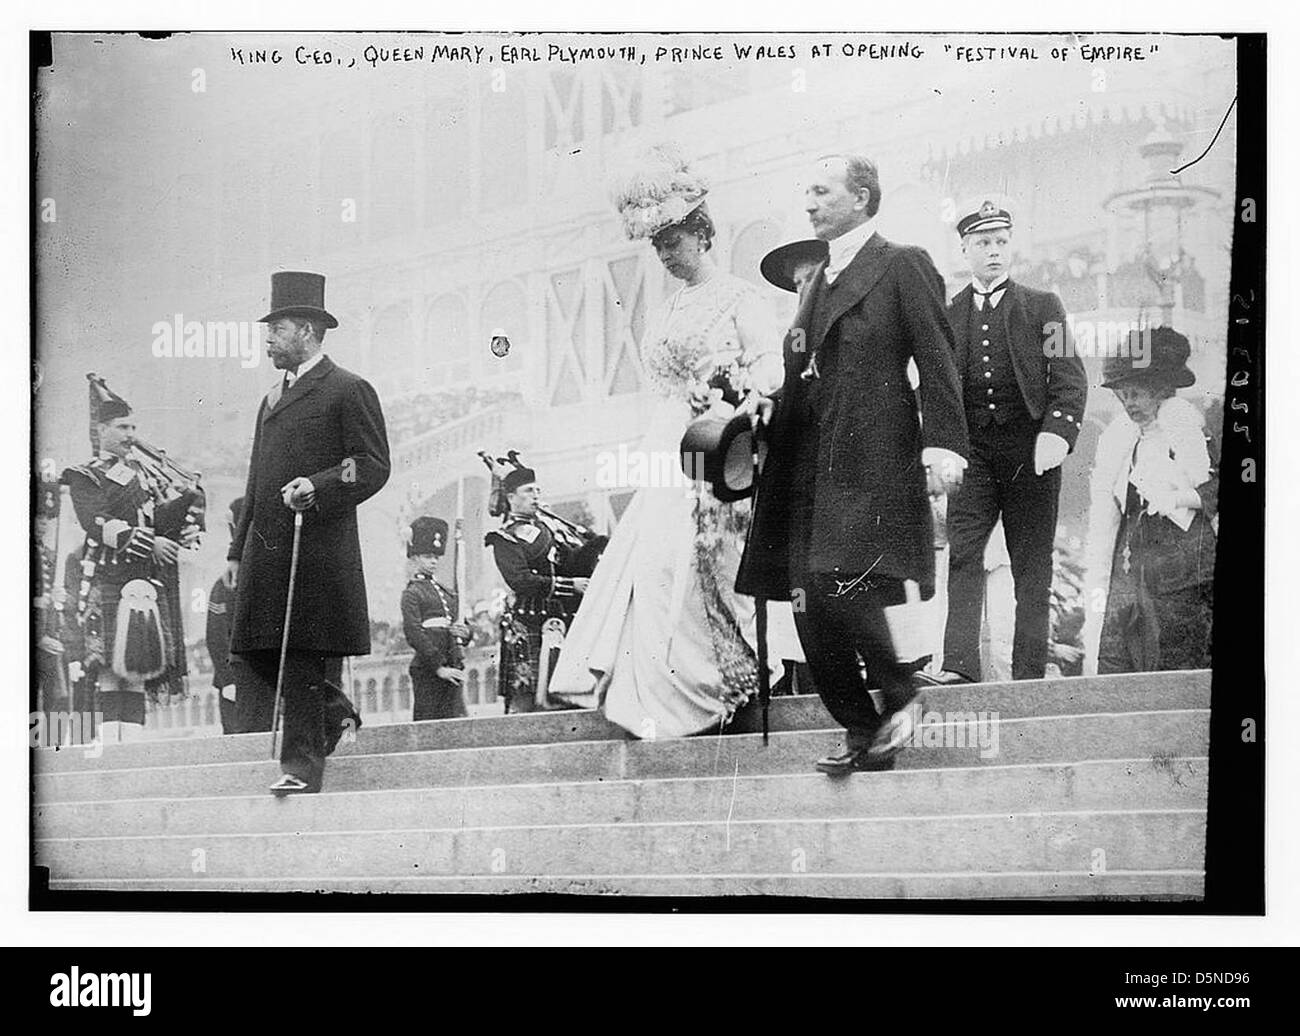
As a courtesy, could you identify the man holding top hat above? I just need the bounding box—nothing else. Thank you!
[402,516,474,720]
[736,154,969,775]
[937,202,1087,684]
[226,271,390,795]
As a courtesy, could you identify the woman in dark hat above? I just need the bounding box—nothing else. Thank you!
[548,143,800,737]
[1081,327,1217,674]
[760,238,829,296]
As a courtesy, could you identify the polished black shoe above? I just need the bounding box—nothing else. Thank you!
[815,747,897,777]
[912,668,973,687]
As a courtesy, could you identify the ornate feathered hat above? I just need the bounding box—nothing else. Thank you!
[611,143,709,241]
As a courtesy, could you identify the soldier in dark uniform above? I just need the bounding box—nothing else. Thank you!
[485,467,588,713]
[401,517,472,720]
[205,497,246,734]
[34,478,68,716]
[62,390,202,742]
[937,202,1088,683]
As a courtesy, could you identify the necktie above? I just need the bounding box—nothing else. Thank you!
[268,373,292,410]
[973,282,1008,310]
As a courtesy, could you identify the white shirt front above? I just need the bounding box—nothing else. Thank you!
[971,273,1010,310]
[823,217,877,285]
[285,350,326,387]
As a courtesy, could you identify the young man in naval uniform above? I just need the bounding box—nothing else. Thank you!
[485,467,589,713]
[401,516,473,720]
[936,202,1088,684]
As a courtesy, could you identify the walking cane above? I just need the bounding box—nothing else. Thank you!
[269,510,305,759]
[750,415,771,746]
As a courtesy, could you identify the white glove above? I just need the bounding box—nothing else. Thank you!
[1034,432,1069,475]
[1143,484,1181,520]
[220,684,236,702]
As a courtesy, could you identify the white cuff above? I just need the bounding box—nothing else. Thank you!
[922,447,968,472]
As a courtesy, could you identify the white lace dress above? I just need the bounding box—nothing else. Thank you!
[548,272,802,738]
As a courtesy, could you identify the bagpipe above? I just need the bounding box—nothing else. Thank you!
[476,449,607,578]
[85,375,207,541]
[68,375,208,684]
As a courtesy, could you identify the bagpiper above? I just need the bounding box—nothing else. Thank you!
[483,461,594,713]
[401,516,472,720]
[61,376,204,742]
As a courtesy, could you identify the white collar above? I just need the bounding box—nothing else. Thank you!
[286,351,326,384]
[824,218,877,284]
[971,273,1010,295]
[971,274,1010,309]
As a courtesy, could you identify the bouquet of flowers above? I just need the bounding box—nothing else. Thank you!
[642,331,715,404]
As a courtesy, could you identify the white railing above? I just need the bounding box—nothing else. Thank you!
[137,644,503,740]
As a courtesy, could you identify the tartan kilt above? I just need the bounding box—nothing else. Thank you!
[84,572,188,698]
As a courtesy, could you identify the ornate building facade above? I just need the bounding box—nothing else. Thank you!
[37,35,1237,701]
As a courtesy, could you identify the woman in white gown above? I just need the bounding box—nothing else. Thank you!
[549,148,800,738]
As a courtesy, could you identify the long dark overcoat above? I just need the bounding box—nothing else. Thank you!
[736,234,969,600]
[229,356,390,656]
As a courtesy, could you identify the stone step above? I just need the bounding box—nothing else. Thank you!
[34,709,1208,804]
[35,808,1205,882]
[35,756,1207,839]
[32,670,1212,774]
[44,871,1205,899]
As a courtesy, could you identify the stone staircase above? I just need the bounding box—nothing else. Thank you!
[32,671,1209,899]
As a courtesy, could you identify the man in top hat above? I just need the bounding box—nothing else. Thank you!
[226,271,390,794]
[937,202,1088,684]
[737,153,969,775]
[63,384,202,742]
[401,517,474,720]
[486,466,589,713]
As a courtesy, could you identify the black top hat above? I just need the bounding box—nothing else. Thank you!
[1102,326,1196,390]
[259,271,339,329]
[957,200,1013,237]
[408,516,449,557]
[502,467,537,495]
[680,412,767,503]
[760,239,829,293]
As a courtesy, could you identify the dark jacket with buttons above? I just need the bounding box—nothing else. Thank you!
[948,281,1087,448]
[401,573,463,676]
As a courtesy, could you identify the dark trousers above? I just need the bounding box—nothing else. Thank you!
[411,668,467,721]
[792,571,914,751]
[943,417,1060,681]
[218,687,238,734]
[237,651,356,784]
